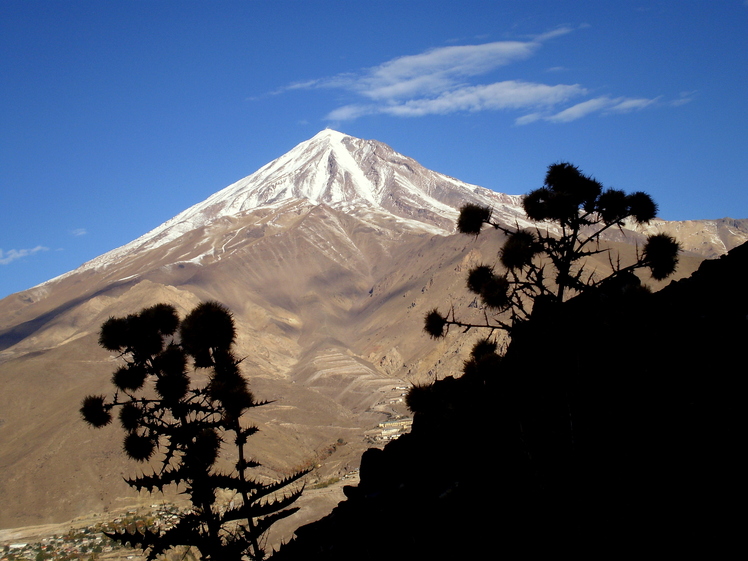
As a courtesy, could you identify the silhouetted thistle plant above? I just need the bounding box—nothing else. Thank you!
[80,302,308,561]
[403,163,688,557]
[428,162,682,341]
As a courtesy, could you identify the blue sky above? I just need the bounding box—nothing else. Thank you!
[1,1,747,299]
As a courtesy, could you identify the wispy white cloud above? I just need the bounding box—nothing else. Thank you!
[515,112,544,126]
[350,39,547,101]
[328,80,585,121]
[530,95,660,124]
[381,81,585,117]
[609,97,660,112]
[0,245,49,265]
[276,26,666,124]
[670,90,697,107]
[547,97,618,122]
[71,228,87,236]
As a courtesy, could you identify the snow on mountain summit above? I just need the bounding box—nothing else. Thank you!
[45,131,527,282]
[192,128,509,215]
[97,132,521,248]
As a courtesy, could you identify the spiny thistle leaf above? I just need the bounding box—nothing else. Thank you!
[149,518,202,554]
[104,527,160,550]
[250,487,306,515]
[104,527,174,561]
[230,486,306,520]
[126,467,188,492]
[235,425,259,446]
[205,472,258,493]
[213,535,251,561]
[125,474,165,494]
[244,469,311,504]
[236,457,261,471]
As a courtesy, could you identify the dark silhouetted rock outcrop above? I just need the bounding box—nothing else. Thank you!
[273,242,747,560]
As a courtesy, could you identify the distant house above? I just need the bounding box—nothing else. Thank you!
[378,418,413,439]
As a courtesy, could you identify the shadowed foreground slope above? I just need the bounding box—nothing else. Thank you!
[273,241,747,559]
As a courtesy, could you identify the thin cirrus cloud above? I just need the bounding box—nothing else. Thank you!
[279,27,662,124]
[0,246,49,265]
[545,95,660,123]
[329,81,587,121]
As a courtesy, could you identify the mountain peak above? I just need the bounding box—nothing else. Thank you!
[45,131,527,282]
[111,131,522,247]
[310,128,349,141]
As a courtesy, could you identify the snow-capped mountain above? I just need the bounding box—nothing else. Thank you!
[0,129,745,534]
[54,129,526,280]
[41,129,747,288]
[130,128,524,239]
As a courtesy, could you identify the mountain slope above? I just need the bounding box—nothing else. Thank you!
[0,130,741,535]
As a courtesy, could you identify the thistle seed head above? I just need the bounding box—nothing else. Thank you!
[123,432,155,462]
[424,309,447,338]
[80,395,112,428]
[111,364,148,392]
[118,402,144,431]
[500,230,539,270]
[644,233,681,280]
[180,301,236,362]
[457,204,491,235]
[627,191,658,224]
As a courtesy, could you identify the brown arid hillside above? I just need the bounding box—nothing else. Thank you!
[0,131,743,541]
